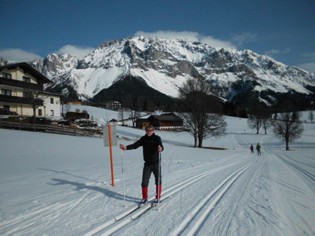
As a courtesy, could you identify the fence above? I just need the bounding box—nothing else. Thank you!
[0,120,98,137]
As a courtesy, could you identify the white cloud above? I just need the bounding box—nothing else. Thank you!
[298,62,315,73]
[264,49,280,56]
[0,48,42,62]
[54,45,94,59]
[232,32,256,47]
[0,45,95,62]
[264,48,291,58]
[134,30,236,48]
[297,52,315,73]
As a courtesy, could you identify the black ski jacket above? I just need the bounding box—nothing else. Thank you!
[126,133,164,165]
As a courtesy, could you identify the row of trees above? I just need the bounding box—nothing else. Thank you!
[69,77,306,151]
[107,77,306,150]
[16,77,306,151]
[100,77,306,150]
[176,78,304,150]
[248,108,304,150]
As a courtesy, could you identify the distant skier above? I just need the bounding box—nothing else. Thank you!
[120,125,164,206]
[256,143,261,156]
[250,144,254,153]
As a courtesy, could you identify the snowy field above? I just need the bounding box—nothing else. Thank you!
[1,106,315,236]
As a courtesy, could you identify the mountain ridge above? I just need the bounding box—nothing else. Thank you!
[31,36,315,108]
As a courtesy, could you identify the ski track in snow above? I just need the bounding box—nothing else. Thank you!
[83,160,241,236]
[170,155,261,236]
[1,115,315,236]
[103,132,314,236]
[262,143,315,235]
[84,151,267,235]
[277,154,315,184]
[1,190,91,235]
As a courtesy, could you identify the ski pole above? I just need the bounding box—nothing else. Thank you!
[157,152,161,208]
[120,144,126,207]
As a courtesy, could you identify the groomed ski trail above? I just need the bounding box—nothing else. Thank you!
[170,155,261,236]
[83,160,241,236]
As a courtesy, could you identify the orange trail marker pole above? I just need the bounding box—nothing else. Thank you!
[108,124,115,186]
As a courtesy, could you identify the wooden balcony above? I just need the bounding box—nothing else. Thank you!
[0,94,44,105]
[0,77,44,91]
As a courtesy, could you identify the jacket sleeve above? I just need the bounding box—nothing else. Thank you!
[126,137,143,150]
[158,136,164,151]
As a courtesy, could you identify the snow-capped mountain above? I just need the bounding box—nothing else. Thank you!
[32,36,315,107]
[33,53,78,79]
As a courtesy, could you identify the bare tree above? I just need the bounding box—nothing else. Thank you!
[177,78,226,147]
[196,112,227,147]
[247,115,262,134]
[23,89,44,122]
[308,110,314,123]
[262,115,272,134]
[247,103,272,134]
[129,110,141,127]
[272,111,304,150]
[248,113,272,134]
[122,96,142,127]
[62,103,71,117]
[119,108,131,126]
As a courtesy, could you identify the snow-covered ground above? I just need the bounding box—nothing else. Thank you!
[1,106,315,236]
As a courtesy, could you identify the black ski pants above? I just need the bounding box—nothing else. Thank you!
[141,163,162,187]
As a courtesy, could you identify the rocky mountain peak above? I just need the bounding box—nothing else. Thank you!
[31,36,315,108]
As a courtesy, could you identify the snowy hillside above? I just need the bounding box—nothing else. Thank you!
[32,36,315,106]
[1,107,315,235]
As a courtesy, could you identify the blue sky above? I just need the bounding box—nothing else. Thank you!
[0,0,314,73]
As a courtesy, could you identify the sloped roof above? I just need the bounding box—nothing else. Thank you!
[0,62,51,83]
[150,113,182,121]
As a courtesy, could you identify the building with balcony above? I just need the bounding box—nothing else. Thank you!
[0,62,61,117]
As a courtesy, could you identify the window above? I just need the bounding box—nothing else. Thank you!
[1,89,12,96]
[23,76,31,83]
[3,105,10,112]
[3,72,12,79]
[50,110,54,116]
[38,109,42,116]
[50,97,54,104]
